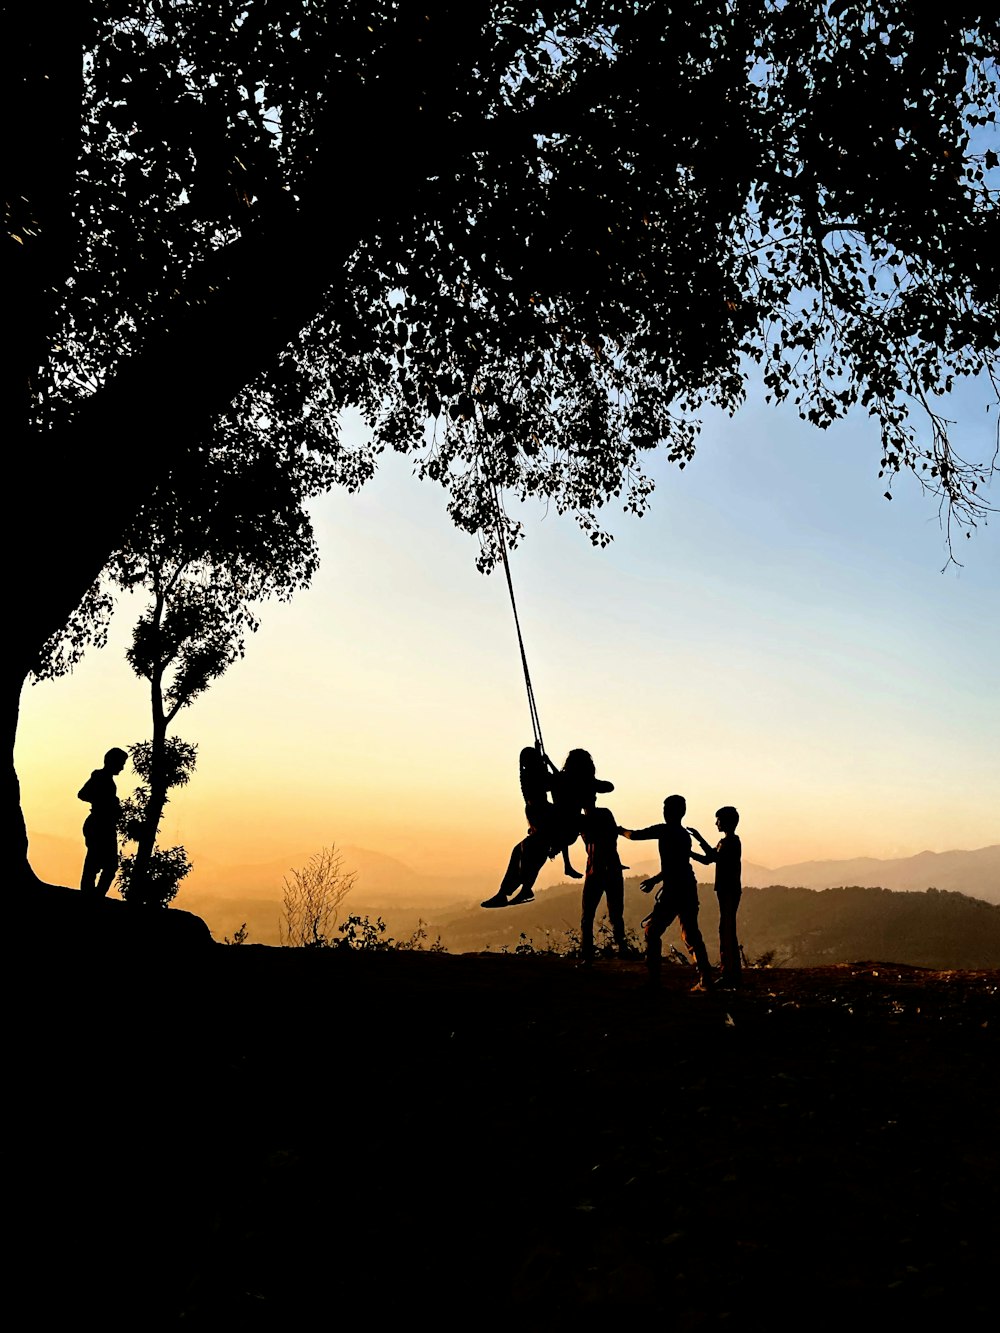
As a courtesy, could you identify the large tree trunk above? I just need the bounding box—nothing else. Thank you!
[6,220,375,882]
[2,671,33,888]
[5,9,444,886]
[5,15,88,885]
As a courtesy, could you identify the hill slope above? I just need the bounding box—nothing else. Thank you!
[424,880,1000,969]
[11,948,997,1326]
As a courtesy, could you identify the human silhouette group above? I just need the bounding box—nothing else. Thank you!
[75,739,743,987]
[483,744,743,990]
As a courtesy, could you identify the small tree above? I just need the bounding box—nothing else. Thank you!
[108,440,320,905]
[116,559,250,902]
[116,737,196,908]
[280,847,356,947]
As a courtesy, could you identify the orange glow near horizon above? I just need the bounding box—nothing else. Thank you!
[16,406,1000,910]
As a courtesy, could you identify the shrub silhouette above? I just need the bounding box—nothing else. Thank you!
[280,847,356,947]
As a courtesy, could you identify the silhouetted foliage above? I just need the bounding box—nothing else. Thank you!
[396,919,447,953]
[102,445,318,904]
[280,847,356,947]
[495,918,645,958]
[8,3,999,877]
[116,737,196,907]
[337,913,396,952]
[116,842,192,910]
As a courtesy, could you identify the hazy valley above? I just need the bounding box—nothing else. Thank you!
[29,830,999,964]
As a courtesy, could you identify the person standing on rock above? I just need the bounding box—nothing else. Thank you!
[78,747,128,897]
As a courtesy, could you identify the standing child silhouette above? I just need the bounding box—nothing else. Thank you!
[578,795,629,963]
[689,807,743,988]
[619,793,714,990]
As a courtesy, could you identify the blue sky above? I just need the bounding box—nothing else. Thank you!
[17,368,999,891]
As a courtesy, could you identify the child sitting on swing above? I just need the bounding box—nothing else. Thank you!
[482,745,613,908]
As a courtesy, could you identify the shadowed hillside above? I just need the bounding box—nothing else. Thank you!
[160,844,1000,945]
[26,834,997,943]
[419,880,1000,969]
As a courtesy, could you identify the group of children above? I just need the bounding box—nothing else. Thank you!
[483,744,743,990]
[79,742,742,990]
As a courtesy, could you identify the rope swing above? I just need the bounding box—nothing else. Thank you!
[489,477,546,757]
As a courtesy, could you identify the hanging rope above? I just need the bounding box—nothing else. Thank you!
[489,477,546,757]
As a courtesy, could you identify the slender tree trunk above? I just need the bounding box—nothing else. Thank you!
[131,735,170,906]
[129,607,171,903]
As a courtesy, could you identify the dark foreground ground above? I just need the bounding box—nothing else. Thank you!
[9,945,998,1329]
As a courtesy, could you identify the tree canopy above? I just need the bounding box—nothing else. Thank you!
[110,435,320,904]
[6,1,999,876]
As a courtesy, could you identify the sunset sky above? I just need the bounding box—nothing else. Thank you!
[17,375,999,900]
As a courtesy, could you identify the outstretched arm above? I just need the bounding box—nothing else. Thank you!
[687,826,715,857]
[618,824,662,841]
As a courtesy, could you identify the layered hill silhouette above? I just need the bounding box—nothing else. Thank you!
[741,843,1000,899]
[25,832,999,953]
[420,879,1000,969]
[172,841,1000,948]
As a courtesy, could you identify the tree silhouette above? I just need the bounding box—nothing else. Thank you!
[8,3,999,882]
[116,738,195,908]
[100,438,321,904]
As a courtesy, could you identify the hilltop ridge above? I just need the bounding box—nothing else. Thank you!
[9,947,997,1327]
[22,835,999,948]
[741,843,1000,898]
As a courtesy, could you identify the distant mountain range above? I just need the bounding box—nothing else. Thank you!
[26,830,999,945]
[740,844,1000,901]
[176,844,494,945]
[177,842,1000,945]
[26,833,492,946]
[426,879,1000,969]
